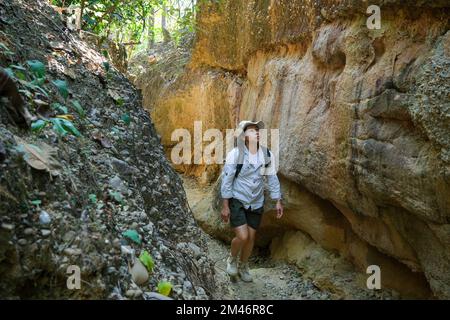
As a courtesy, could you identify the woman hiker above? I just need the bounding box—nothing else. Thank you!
[220,120,283,282]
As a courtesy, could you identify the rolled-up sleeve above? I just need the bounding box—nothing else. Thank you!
[265,151,282,200]
[221,149,237,199]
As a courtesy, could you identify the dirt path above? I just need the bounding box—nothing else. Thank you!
[182,177,331,300]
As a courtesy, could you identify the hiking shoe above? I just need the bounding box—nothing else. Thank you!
[226,255,238,276]
[239,262,253,282]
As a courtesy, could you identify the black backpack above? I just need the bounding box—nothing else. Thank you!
[234,146,271,179]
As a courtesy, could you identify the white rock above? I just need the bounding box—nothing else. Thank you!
[24,228,34,235]
[1,223,14,231]
[39,211,51,224]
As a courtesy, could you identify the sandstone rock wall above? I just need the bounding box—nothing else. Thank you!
[142,0,450,298]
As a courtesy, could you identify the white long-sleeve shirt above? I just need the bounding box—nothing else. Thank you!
[220,146,282,210]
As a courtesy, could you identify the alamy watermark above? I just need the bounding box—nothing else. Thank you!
[366,265,381,290]
[67,265,81,290]
[170,121,280,174]
[367,5,381,30]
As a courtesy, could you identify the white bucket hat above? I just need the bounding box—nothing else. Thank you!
[234,120,265,138]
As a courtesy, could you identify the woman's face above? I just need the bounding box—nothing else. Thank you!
[244,125,259,143]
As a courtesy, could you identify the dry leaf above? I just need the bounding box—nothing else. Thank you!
[14,136,61,176]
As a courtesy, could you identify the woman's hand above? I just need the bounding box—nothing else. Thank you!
[221,199,230,223]
[276,200,284,219]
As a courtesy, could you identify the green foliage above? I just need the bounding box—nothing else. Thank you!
[102,61,110,72]
[157,281,172,296]
[31,120,47,132]
[139,250,155,272]
[109,190,124,204]
[121,113,131,125]
[70,100,85,117]
[50,118,81,137]
[51,102,68,114]
[26,60,46,78]
[52,79,69,99]
[4,67,14,78]
[50,0,199,55]
[88,193,97,204]
[30,199,42,206]
[122,229,141,244]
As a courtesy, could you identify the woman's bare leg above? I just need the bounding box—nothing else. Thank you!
[240,226,256,262]
[230,224,248,257]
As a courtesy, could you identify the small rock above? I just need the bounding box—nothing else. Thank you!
[24,228,34,235]
[18,239,27,246]
[173,284,183,295]
[39,211,51,224]
[143,292,173,300]
[125,289,135,298]
[112,238,121,249]
[142,222,154,234]
[64,248,82,256]
[111,158,137,177]
[195,286,206,298]
[188,243,202,259]
[121,245,134,256]
[41,229,51,237]
[183,281,193,292]
[107,267,117,274]
[307,289,314,296]
[130,222,139,230]
[109,176,126,192]
[129,259,149,285]
[1,223,14,231]
[63,231,76,242]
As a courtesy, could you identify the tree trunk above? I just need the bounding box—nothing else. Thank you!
[79,0,85,32]
[147,7,155,50]
[161,4,170,43]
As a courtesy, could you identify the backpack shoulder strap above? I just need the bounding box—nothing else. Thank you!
[234,147,244,179]
[260,146,271,168]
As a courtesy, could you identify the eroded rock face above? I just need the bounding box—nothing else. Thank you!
[140,0,450,298]
[0,0,214,299]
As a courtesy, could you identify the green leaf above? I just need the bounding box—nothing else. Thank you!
[30,199,42,206]
[139,250,155,272]
[10,64,26,71]
[22,80,49,98]
[51,102,68,114]
[102,61,110,71]
[52,79,69,99]
[121,113,131,125]
[109,191,124,204]
[50,118,80,137]
[15,71,26,81]
[122,229,141,245]
[60,118,81,137]
[70,100,85,118]
[31,120,47,132]
[30,77,46,86]
[27,60,46,78]
[88,194,97,204]
[50,117,68,136]
[157,281,172,297]
[19,89,33,99]
[4,68,14,78]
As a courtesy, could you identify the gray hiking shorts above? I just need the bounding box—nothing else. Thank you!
[229,198,264,230]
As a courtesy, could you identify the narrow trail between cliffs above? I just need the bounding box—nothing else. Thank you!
[182,177,331,300]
